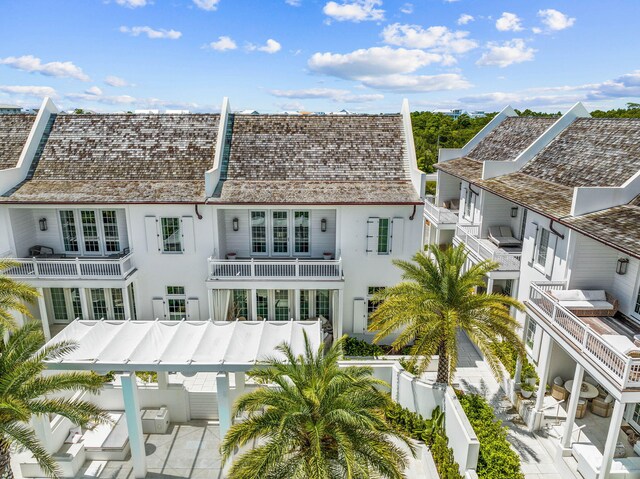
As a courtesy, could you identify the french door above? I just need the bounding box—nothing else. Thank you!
[59,210,121,256]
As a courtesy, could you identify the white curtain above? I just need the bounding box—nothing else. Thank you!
[212,289,231,321]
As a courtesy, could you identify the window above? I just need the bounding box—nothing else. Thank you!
[635,288,640,316]
[232,290,248,319]
[519,209,528,241]
[81,211,100,253]
[161,218,182,253]
[70,289,83,319]
[111,289,125,320]
[294,211,310,254]
[535,228,550,268]
[90,289,108,319]
[50,288,83,322]
[251,212,267,254]
[272,212,289,254]
[633,404,640,428]
[300,290,310,319]
[166,286,186,321]
[525,317,536,349]
[127,283,137,320]
[256,290,269,319]
[316,290,330,319]
[102,210,120,252]
[367,287,385,323]
[377,218,390,254]
[464,188,474,220]
[59,211,78,252]
[51,288,68,321]
[274,290,290,321]
[503,279,513,297]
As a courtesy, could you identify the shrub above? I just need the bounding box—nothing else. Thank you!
[491,341,538,383]
[343,336,384,357]
[457,393,524,479]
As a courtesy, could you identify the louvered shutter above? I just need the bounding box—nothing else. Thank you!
[353,298,367,334]
[181,216,195,253]
[152,298,165,319]
[366,218,379,255]
[187,298,200,320]
[390,218,404,256]
[145,216,160,253]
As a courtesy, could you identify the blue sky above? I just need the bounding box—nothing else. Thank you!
[0,0,638,113]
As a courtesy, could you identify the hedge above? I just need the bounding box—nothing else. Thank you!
[343,336,384,357]
[457,393,524,479]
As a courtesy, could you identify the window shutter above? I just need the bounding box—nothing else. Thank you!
[390,218,404,256]
[530,224,539,263]
[152,298,165,319]
[145,216,160,253]
[181,216,195,253]
[352,298,367,334]
[366,218,379,255]
[544,234,558,277]
[187,298,200,321]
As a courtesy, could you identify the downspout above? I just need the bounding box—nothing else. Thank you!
[409,204,417,220]
[549,219,565,239]
[194,204,203,220]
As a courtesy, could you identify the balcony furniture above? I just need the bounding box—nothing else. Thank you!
[591,396,614,417]
[551,383,569,401]
[565,380,599,399]
[572,443,640,479]
[488,226,522,248]
[81,412,131,461]
[548,289,619,317]
[575,399,588,418]
[442,199,460,211]
[28,245,66,259]
[602,335,640,358]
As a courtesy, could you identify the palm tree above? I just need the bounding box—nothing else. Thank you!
[0,260,39,333]
[0,322,111,479]
[369,244,525,385]
[221,334,414,479]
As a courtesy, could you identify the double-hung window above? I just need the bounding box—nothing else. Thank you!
[102,210,120,252]
[377,219,390,254]
[161,218,182,253]
[90,289,108,319]
[525,316,536,349]
[59,211,79,252]
[367,287,385,325]
[166,286,186,321]
[232,290,249,319]
[315,290,330,318]
[534,228,550,268]
[294,211,310,254]
[251,212,267,254]
[272,212,289,254]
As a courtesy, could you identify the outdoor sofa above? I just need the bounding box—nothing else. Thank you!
[488,226,522,248]
[573,443,640,479]
[548,289,619,317]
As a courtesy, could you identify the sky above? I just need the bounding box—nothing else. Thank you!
[0,0,639,113]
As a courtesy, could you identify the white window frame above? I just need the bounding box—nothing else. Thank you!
[58,209,122,256]
[160,217,182,254]
[525,317,536,350]
[271,210,290,256]
[377,218,390,255]
[463,187,476,223]
[533,227,550,273]
[632,277,640,321]
[47,288,83,323]
[250,211,268,256]
[249,209,314,258]
[367,287,385,327]
[166,286,187,321]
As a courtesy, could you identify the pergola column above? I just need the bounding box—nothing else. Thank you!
[334,289,344,341]
[599,400,625,479]
[217,372,232,440]
[534,333,553,412]
[294,290,301,320]
[250,289,258,320]
[234,372,245,397]
[561,364,585,450]
[122,287,132,320]
[36,288,51,341]
[79,287,90,320]
[121,373,147,478]
[157,371,169,389]
[31,415,54,454]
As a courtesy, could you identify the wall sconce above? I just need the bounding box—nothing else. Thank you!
[510,207,519,218]
[232,217,239,232]
[321,218,327,232]
[39,217,47,231]
[617,258,629,275]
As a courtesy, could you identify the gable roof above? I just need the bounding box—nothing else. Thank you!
[0,114,35,170]
[2,113,219,203]
[211,114,420,204]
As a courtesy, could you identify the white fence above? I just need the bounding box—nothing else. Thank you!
[454,225,521,271]
[529,281,640,389]
[3,253,135,279]
[208,257,343,280]
[424,195,457,225]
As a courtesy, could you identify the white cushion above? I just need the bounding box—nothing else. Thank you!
[605,394,614,404]
[554,376,563,386]
[558,300,613,310]
[553,290,587,301]
[499,226,513,237]
[488,226,501,238]
[583,290,607,301]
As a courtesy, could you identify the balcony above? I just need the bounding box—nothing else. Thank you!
[528,281,640,390]
[423,195,459,228]
[2,252,135,280]
[453,225,521,271]
[208,257,343,280]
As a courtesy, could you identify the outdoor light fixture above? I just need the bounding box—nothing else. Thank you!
[617,258,629,275]
[232,217,239,232]
[321,218,327,232]
[39,217,47,231]
[510,207,519,218]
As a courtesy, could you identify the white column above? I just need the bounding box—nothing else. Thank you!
[294,289,301,320]
[79,287,90,320]
[217,372,232,440]
[31,415,55,453]
[122,286,132,320]
[334,289,344,341]
[561,364,585,449]
[207,289,214,320]
[599,400,625,479]
[121,373,147,479]
[486,278,494,295]
[514,356,523,384]
[157,371,169,389]
[250,289,258,320]
[234,372,245,397]
[36,288,51,340]
[534,333,553,411]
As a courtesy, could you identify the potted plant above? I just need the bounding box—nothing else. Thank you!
[323,252,332,260]
[227,252,237,261]
[521,382,535,399]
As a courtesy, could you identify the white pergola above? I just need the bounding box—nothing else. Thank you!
[42,319,323,478]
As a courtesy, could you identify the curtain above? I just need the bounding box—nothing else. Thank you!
[212,289,231,321]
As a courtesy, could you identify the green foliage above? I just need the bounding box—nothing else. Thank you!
[591,103,640,118]
[457,393,524,479]
[490,340,538,383]
[343,335,385,357]
[425,180,437,196]
[0,259,40,333]
[520,382,535,392]
[385,403,461,478]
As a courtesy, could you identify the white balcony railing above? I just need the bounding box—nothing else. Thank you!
[3,253,135,280]
[453,225,521,271]
[529,281,640,389]
[208,257,343,280]
[424,195,458,225]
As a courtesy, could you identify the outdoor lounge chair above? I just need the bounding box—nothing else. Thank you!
[548,289,619,317]
[488,226,522,248]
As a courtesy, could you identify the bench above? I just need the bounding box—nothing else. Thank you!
[548,289,619,317]
[572,443,640,479]
[20,442,85,478]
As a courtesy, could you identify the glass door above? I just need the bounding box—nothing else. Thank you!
[272,211,289,255]
[274,290,290,321]
[81,211,102,255]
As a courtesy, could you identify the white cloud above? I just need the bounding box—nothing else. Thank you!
[115,0,147,8]
[381,23,477,55]
[0,55,90,81]
[476,39,535,68]
[0,85,57,98]
[86,86,103,96]
[400,3,413,14]
[269,88,383,103]
[65,89,201,110]
[119,26,182,40]
[193,0,221,11]
[247,39,281,54]
[457,14,474,25]
[104,75,130,87]
[496,12,523,32]
[537,9,575,31]
[285,0,301,5]
[359,73,471,92]
[532,27,542,34]
[207,36,237,51]
[323,0,384,23]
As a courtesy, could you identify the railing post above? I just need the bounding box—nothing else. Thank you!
[32,257,39,278]
[295,258,300,278]
[75,257,81,277]
[623,359,633,389]
[250,258,255,277]
[338,258,342,277]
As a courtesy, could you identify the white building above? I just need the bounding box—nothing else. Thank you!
[0,97,425,342]
[428,103,640,479]
[0,103,23,114]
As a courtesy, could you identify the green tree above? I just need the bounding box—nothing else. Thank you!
[369,244,525,384]
[0,260,39,332]
[221,334,414,479]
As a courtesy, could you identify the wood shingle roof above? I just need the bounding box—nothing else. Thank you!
[0,114,35,170]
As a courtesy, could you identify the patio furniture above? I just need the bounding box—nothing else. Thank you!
[575,399,587,418]
[548,289,619,317]
[551,383,569,401]
[603,335,640,358]
[565,380,600,399]
[572,443,631,479]
[28,245,67,259]
[591,396,614,417]
[81,412,131,461]
[443,199,460,211]
[488,226,522,248]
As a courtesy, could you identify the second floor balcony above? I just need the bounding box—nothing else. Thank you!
[423,195,458,228]
[208,256,343,281]
[453,225,522,272]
